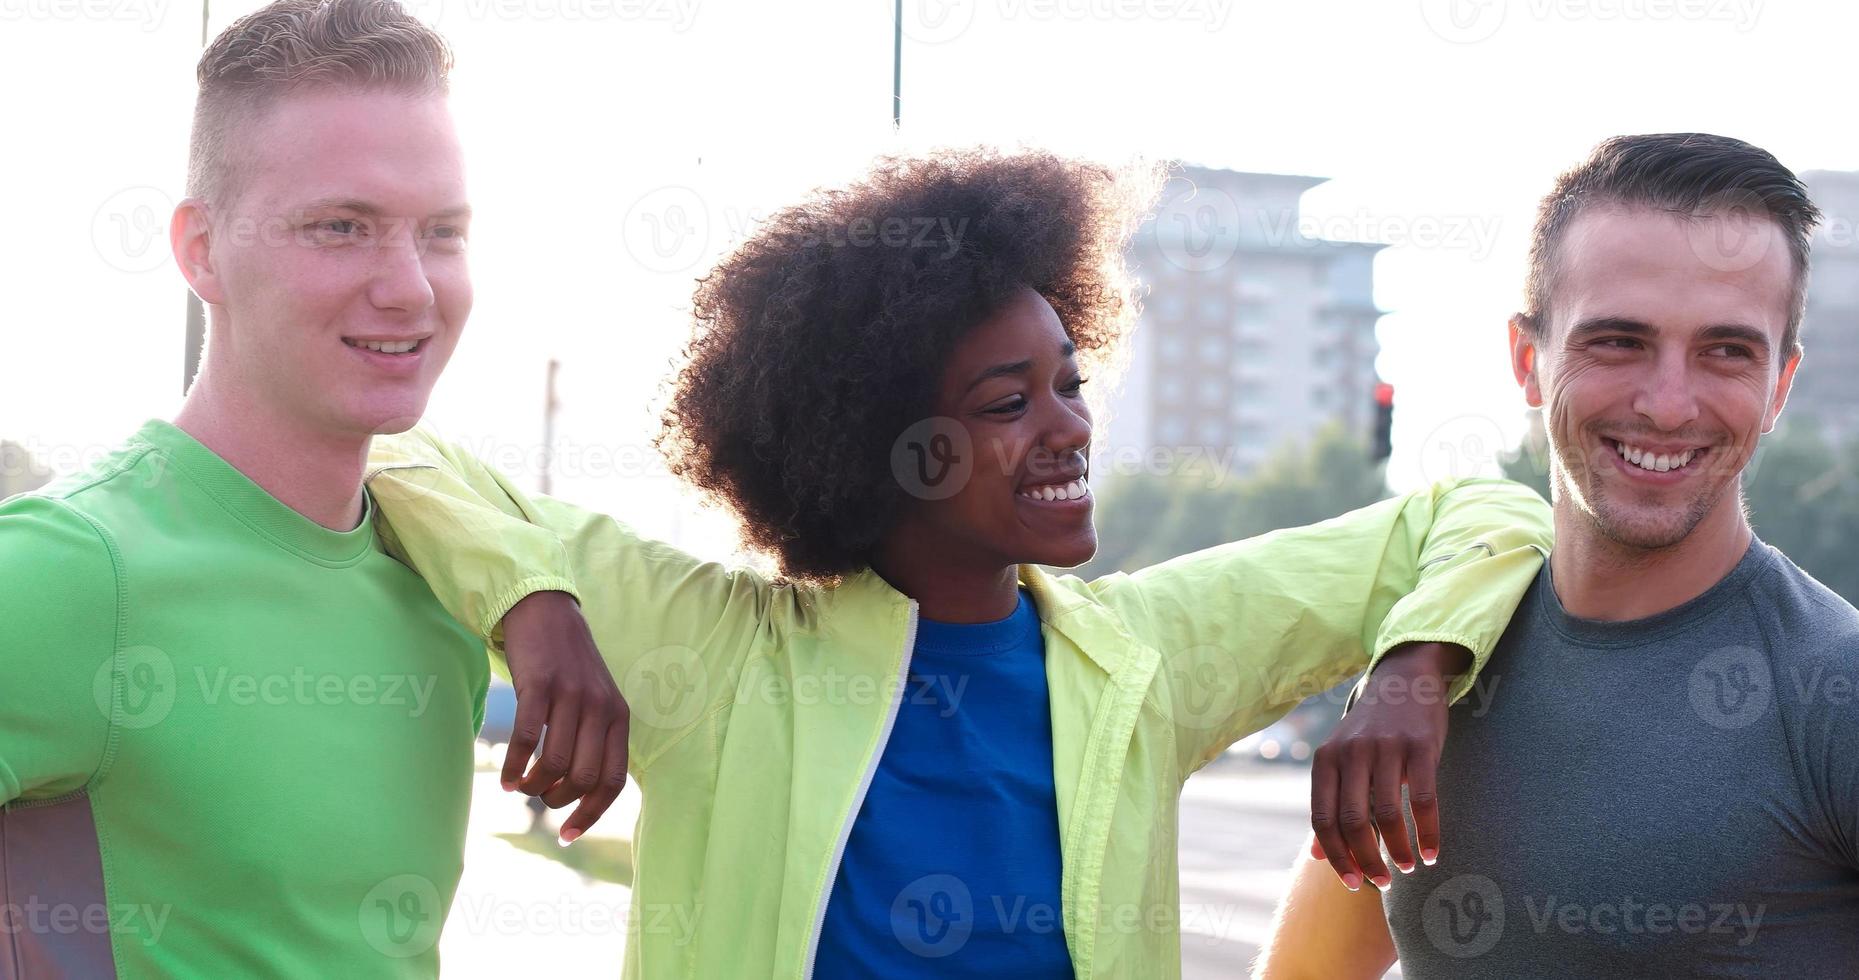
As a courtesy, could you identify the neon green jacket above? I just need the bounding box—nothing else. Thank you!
[364,427,1551,979]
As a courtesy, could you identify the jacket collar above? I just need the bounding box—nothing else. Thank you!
[836,564,1137,678]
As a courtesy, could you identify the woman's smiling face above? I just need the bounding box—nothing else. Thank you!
[899,287,1099,572]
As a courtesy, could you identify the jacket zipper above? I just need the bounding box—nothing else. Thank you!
[799,599,919,978]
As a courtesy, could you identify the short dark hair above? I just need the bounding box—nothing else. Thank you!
[655,149,1159,583]
[1520,133,1821,353]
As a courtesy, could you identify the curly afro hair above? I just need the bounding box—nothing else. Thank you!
[656,148,1160,584]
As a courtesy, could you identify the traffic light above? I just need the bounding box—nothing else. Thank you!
[1371,382,1394,462]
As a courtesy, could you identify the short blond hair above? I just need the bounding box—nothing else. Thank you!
[187,0,453,208]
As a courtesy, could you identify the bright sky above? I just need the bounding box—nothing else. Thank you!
[5,0,1856,558]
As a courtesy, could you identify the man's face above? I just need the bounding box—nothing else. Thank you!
[1512,205,1801,550]
[205,89,470,437]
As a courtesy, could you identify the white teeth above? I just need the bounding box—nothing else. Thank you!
[1019,477,1090,501]
[348,339,420,354]
[1615,441,1700,473]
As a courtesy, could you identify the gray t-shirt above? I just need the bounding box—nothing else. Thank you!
[1384,537,1859,978]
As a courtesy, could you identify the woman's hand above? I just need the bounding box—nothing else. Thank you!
[1308,641,1468,891]
[500,590,631,843]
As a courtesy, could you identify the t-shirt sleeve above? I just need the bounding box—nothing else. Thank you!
[1787,625,1859,871]
[0,495,118,804]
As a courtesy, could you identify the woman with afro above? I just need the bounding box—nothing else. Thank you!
[367,148,1551,978]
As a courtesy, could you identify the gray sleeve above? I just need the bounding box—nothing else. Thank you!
[1782,628,1859,870]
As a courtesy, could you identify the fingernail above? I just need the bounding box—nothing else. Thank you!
[1421,847,1438,866]
[1370,874,1391,891]
[1396,860,1416,874]
[501,780,517,792]
[1342,873,1361,892]
[559,828,581,845]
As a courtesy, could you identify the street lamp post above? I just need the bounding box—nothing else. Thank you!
[182,0,209,393]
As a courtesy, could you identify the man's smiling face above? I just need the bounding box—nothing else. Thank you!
[205,88,472,438]
[1513,204,1802,550]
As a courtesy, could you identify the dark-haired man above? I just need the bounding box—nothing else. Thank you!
[1255,133,1859,978]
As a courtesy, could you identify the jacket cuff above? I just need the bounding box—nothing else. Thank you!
[482,575,585,648]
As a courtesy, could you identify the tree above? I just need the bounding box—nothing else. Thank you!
[1079,422,1390,577]
[1743,418,1859,603]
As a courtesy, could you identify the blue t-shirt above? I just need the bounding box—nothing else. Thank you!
[813,588,1074,977]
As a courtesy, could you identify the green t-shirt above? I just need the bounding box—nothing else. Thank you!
[0,420,488,977]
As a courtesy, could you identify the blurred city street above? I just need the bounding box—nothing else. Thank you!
[441,749,1398,978]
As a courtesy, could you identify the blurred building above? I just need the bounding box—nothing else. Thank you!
[1109,167,1385,478]
[1798,170,1859,441]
